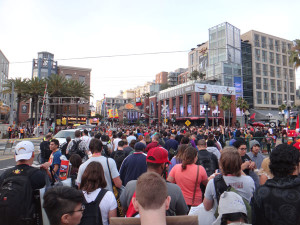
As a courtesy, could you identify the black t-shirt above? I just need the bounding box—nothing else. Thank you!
[196,150,219,176]
[0,164,46,190]
[241,154,252,175]
[40,140,52,160]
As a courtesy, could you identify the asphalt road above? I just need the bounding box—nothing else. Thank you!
[0,138,43,175]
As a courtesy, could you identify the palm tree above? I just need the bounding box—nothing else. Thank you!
[3,78,30,125]
[236,97,249,126]
[289,39,300,71]
[219,96,232,126]
[209,99,217,127]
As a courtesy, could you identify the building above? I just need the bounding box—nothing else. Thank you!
[178,71,189,84]
[155,71,168,84]
[32,52,58,79]
[241,30,296,109]
[123,89,135,99]
[0,50,9,106]
[168,68,188,87]
[188,42,208,76]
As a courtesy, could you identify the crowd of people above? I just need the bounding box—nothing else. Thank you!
[1,124,300,225]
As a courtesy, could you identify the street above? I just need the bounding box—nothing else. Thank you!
[0,138,42,175]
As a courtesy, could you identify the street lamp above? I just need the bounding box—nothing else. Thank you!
[244,110,250,127]
[203,93,211,129]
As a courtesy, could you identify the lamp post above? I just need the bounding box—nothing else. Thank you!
[244,110,250,127]
[203,93,211,129]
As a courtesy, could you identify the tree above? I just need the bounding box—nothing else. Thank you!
[160,83,169,91]
[289,39,300,71]
[219,96,232,126]
[189,70,200,80]
[3,78,30,125]
[209,99,217,127]
[236,97,249,126]
[199,72,205,80]
[279,104,287,112]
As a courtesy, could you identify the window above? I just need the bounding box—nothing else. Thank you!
[269,52,274,64]
[288,43,292,51]
[284,94,287,101]
[276,67,281,78]
[79,75,85,83]
[284,81,287,92]
[263,78,268,90]
[263,64,268,76]
[264,92,269,104]
[271,93,276,105]
[271,79,275,91]
[275,40,280,52]
[283,68,288,79]
[257,92,262,104]
[261,36,267,48]
[282,55,287,66]
[282,41,286,53]
[269,38,274,50]
[65,74,72,80]
[277,80,282,92]
[291,95,295,102]
[276,54,281,65]
[290,82,295,93]
[278,94,283,105]
[270,65,275,77]
[262,50,267,62]
[256,77,261,89]
[254,34,260,47]
[256,63,261,75]
[255,49,260,61]
[190,53,194,66]
[290,69,294,80]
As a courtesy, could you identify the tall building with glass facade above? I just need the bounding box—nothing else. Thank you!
[0,50,9,105]
[32,52,57,79]
[241,30,295,109]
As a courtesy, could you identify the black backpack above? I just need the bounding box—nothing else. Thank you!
[69,140,85,158]
[197,152,216,176]
[79,189,107,225]
[0,166,38,225]
[113,150,127,170]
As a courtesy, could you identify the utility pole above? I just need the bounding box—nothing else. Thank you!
[9,82,14,126]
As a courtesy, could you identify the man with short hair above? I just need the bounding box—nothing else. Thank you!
[40,133,52,163]
[132,172,171,225]
[120,147,188,216]
[0,141,46,225]
[81,129,91,151]
[206,140,221,160]
[111,140,128,171]
[43,186,85,225]
[127,131,136,145]
[246,140,265,169]
[41,139,62,178]
[120,142,147,186]
[145,134,161,152]
[66,130,87,158]
[164,134,179,159]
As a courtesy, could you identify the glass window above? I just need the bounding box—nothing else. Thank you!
[269,52,274,64]
[256,63,261,75]
[261,36,267,48]
[271,93,276,105]
[278,94,282,105]
[288,43,292,51]
[262,50,267,62]
[291,95,295,102]
[284,81,287,92]
[282,41,286,53]
[263,64,268,76]
[79,75,85,83]
[256,77,261,89]
[190,53,194,66]
[283,68,288,79]
[254,34,260,47]
[276,54,281,65]
[282,55,287,66]
[270,65,275,77]
[277,80,282,92]
[275,40,280,52]
[263,78,268,90]
[276,67,281,78]
[271,79,275,91]
[257,92,262,104]
[290,69,294,80]
[264,92,269,104]
[290,82,295,93]
[255,49,260,61]
[269,38,274,50]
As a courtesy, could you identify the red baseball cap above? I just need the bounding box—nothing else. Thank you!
[146,147,171,164]
[293,142,300,151]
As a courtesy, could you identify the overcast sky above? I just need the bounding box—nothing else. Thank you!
[1,0,299,105]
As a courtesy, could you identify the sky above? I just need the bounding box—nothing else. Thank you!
[1,0,299,106]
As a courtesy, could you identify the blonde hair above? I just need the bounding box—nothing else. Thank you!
[259,157,273,179]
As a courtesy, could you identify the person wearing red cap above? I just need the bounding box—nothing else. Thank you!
[120,147,188,216]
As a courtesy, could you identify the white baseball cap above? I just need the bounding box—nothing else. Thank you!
[15,141,34,161]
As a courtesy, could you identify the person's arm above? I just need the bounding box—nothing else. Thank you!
[203,198,214,211]
[108,208,117,220]
[52,164,59,175]
[113,176,122,188]
[241,161,251,170]
[167,176,175,183]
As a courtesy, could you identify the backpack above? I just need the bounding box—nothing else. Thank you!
[102,144,110,157]
[113,150,127,170]
[69,140,85,158]
[197,152,216,177]
[79,189,107,225]
[214,174,252,223]
[0,166,38,225]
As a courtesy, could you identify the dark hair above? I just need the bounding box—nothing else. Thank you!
[89,138,103,153]
[94,133,101,139]
[180,136,190,144]
[207,140,215,147]
[220,147,242,176]
[182,147,197,170]
[232,139,246,149]
[221,213,248,225]
[75,130,81,138]
[80,161,107,193]
[130,139,137,148]
[45,134,52,139]
[269,144,300,177]
[175,144,189,163]
[117,132,123,138]
[50,139,59,147]
[101,135,109,142]
[69,154,82,169]
[118,140,125,147]
[147,161,163,169]
[83,129,88,135]
[43,186,84,225]
[66,136,71,143]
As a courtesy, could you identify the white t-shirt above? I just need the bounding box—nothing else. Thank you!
[83,188,117,225]
[113,138,122,151]
[126,135,136,145]
[81,135,92,150]
[205,175,255,210]
[77,156,120,192]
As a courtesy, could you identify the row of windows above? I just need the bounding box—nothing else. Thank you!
[254,34,291,53]
[256,78,295,93]
[256,92,295,105]
[65,74,86,83]
[254,49,291,66]
[255,63,294,79]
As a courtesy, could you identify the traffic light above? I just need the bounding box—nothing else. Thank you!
[87,110,91,118]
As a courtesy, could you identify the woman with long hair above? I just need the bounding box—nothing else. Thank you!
[80,161,117,225]
[167,146,208,208]
[144,134,151,145]
[168,144,189,172]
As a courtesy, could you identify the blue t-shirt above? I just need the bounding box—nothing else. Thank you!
[50,150,62,177]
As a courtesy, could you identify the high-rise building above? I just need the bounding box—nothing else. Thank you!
[241,30,295,109]
[188,42,208,75]
[32,52,58,79]
[0,50,9,105]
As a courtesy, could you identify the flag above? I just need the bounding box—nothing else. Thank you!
[250,113,256,119]
[296,114,299,129]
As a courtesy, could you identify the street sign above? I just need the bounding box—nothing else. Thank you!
[185,120,191,127]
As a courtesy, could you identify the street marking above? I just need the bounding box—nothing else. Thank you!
[0,166,15,171]
[0,156,14,161]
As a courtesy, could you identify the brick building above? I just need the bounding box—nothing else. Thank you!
[155,71,168,84]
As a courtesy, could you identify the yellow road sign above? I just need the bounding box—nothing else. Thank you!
[185,120,191,126]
